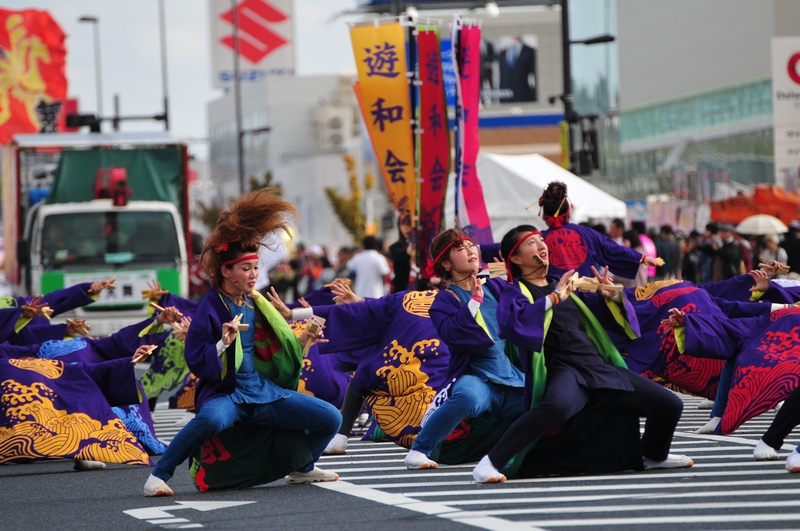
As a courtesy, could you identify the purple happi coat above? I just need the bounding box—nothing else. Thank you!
[684,307,800,434]
[0,356,151,464]
[542,223,643,280]
[622,280,771,398]
[317,290,452,447]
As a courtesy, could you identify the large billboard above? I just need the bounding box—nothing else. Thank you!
[209,0,295,88]
[772,37,800,189]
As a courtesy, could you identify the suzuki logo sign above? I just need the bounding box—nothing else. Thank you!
[210,0,294,88]
[789,52,800,85]
[219,0,289,64]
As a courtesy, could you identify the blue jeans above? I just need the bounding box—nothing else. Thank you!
[711,359,735,418]
[152,391,341,481]
[411,374,525,456]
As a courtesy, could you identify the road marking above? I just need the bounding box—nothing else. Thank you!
[444,488,800,506]
[394,476,800,496]
[315,480,547,531]
[516,513,800,527]
[451,499,800,517]
[124,501,256,529]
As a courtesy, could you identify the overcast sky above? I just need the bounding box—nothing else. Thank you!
[2,0,358,158]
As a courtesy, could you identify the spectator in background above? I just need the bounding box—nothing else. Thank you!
[609,218,625,245]
[698,222,720,284]
[734,230,753,272]
[713,223,744,281]
[783,221,800,277]
[592,223,608,237]
[388,227,411,293]
[632,221,657,281]
[761,234,789,278]
[621,229,648,287]
[681,231,700,284]
[335,246,356,280]
[655,225,681,280]
[348,236,390,298]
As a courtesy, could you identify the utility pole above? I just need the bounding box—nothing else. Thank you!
[158,0,170,131]
[232,0,245,196]
[560,0,576,173]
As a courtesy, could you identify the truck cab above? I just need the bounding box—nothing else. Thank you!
[3,132,193,336]
[21,199,188,335]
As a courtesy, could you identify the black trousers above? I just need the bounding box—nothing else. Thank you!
[337,382,365,437]
[488,367,684,470]
[762,386,800,451]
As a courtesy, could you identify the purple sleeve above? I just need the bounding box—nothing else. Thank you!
[430,289,495,355]
[184,297,228,383]
[159,292,200,317]
[9,323,68,345]
[589,229,643,279]
[79,357,141,407]
[0,307,25,343]
[683,313,750,360]
[713,297,772,319]
[38,283,95,316]
[90,317,164,360]
[316,294,399,354]
[496,284,549,353]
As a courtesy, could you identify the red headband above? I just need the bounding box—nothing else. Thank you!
[505,231,541,282]
[426,238,472,276]
[221,254,259,266]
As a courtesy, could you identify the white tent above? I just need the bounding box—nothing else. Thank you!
[445,153,627,241]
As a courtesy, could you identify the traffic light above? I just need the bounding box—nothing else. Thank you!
[577,117,600,176]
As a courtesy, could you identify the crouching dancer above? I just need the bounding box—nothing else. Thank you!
[143,190,341,496]
[404,229,526,470]
[472,226,692,483]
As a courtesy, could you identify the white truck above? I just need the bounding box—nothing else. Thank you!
[2,132,192,335]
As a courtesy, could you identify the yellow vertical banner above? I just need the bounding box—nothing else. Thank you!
[559,120,570,170]
[351,22,416,232]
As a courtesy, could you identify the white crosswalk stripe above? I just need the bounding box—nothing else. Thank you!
[153,393,800,530]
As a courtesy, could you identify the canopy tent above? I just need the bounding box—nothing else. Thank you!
[445,153,627,242]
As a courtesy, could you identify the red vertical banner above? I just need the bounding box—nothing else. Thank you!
[0,9,68,144]
[417,27,449,277]
[455,23,492,245]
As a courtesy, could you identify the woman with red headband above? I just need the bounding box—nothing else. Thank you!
[469,224,691,483]
[403,228,526,470]
[143,189,341,497]
[539,181,661,282]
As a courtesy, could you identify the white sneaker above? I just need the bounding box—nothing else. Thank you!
[786,450,800,473]
[696,399,715,409]
[73,459,106,471]
[472,455,506,484]
[643,453,694,470]
[695,416,721,434]
[356,413,370,426]
[174,411,196,427]
[404,449,438,470]
[143,474,174,497]
[754,439,779,461]
[286,466,339,484]
[323,434,348,455]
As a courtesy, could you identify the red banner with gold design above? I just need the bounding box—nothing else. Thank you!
[417,27,449,276]
[0,9,68,144]
[351,22,416,234]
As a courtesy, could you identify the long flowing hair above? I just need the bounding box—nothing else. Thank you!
[200,188,297,287]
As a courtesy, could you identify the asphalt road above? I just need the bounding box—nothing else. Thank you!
[3,393,800,531]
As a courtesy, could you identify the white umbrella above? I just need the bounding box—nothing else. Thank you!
[735,215,789,235]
